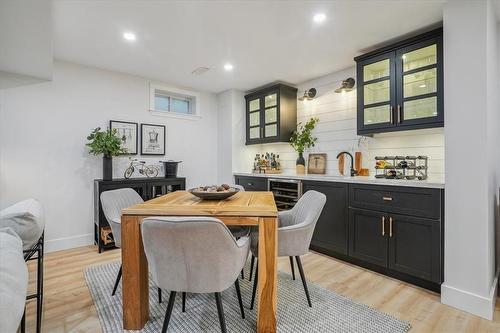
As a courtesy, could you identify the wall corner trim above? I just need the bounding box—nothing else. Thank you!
[441,268,499,320]
[44,233,94,253]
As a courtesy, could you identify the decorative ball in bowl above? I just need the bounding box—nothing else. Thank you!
[189,184,240,200]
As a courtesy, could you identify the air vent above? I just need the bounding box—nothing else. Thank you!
[191,67,210,75]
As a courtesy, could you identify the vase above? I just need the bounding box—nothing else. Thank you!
[296,152,306,174]
[103,155,113,180]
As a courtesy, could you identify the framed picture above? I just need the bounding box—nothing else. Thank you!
[308,153,327,174]
[141,123,166,155]
[110,120,138,155]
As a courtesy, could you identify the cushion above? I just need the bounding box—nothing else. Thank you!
[0,228,28,333]
[0,199,44,250]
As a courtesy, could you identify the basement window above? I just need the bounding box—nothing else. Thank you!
[149,84,199,119]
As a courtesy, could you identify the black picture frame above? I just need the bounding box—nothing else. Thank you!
[140,123,166,155]
[109,120,138,155]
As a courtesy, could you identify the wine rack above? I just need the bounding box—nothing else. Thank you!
[268,178,303,211]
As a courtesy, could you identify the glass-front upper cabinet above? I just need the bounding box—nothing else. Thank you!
[358,53,396,130]
[245,84,297,145]
[396,38,442,126]
[355,28,443,135]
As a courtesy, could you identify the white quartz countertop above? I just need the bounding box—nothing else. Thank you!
[233,172,445,189]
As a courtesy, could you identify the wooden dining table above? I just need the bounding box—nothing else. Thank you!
[120,190,278,333]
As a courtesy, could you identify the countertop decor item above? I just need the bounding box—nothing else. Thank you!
[308,153,327,174]
[123,158,159,179]
[252,152,281,174]
[290,118,319,175]
[160,160,182,178]
[374,155,428,180]
[189,184,240,200]
[141,123,166,155]
[109,120,138,155]
[86,127,127,180]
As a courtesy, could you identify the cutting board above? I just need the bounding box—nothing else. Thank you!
[338,154,345,175]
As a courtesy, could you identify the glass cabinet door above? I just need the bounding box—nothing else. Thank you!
[248,98,261,140]
[361,53,395,127]
[397,40,441,124]
[263,92,278,138]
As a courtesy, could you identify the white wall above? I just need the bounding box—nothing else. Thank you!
[233,67,445,180]
[441,0,498,320]
[0,0,53,88]
[0,61,219,252]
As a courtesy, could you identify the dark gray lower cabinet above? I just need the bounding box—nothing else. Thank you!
[388,214,441,283]
[235,176,268,191]
[304,181,349,255]
[348,208,388,267]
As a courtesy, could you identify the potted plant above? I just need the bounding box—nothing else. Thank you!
[86,127,127,180]
[290,118,319,174]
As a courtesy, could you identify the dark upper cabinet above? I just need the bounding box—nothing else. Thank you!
[245,84,298,145]
[355,28,443,135]
[348,208,389,267]
[304,181,349,255]
[387,213,441,283]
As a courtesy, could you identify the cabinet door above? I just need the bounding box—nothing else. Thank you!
[262,91,279,141]
[246,97,262,144]
[357,51,396,133]
[388,214,441,282]
[304,181,349,255]
[349,208,388,267]
[396,36,443,127]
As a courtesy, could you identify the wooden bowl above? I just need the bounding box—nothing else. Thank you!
[188,187,240,200]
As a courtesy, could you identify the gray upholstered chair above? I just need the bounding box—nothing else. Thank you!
[100,188,144,296]
[249,190,326,309]
[141,217,249,333]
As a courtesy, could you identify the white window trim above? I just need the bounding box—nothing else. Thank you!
[149,83,201,120]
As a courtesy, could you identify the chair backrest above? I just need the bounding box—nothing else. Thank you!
[233,184,245,191]
[141,217,249,293]
[100,188,143,247]
[0,199,44,250]
[279,190,326,255]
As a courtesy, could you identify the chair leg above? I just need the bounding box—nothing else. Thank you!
[214,292,227,333]
[249,255,255,281]
[112,265,122,296]
[250,261,258,310]
[20,308,26,333]
[182,292,186,312]
[162,291,177,333]
[240,268,245,280]
[289,256,296,280]
[295,256,312,307]
[36,240,44,333]
[234,279,245,319]
[158,288,162,304]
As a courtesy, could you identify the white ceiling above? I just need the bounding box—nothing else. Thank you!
[53,0,444,93]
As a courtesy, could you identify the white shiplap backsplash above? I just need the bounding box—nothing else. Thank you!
[238,67,444,180]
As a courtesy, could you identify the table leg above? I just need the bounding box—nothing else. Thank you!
[121,215,149,329]
[257,217,278,333]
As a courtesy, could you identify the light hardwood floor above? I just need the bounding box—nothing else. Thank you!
[24,246,500,332]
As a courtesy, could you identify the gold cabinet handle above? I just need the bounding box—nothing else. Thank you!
[382,196,393,201]
[389,217,393,237]
[381,216,385,236]
[397,105,401,123]
[260,127,264,137]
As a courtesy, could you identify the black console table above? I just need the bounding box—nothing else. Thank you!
[93,177,186,252]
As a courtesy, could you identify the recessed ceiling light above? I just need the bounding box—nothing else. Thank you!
[224,63,233,71]
[313,13,326,23]
[123,32,136,41]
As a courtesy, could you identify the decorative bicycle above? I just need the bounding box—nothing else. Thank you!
[124,158,159,179]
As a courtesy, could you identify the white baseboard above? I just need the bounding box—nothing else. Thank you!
[44,233,94,253]
[441,268,499,320]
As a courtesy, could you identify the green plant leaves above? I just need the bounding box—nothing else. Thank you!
[86,127,127,157]
[290,118,319,153]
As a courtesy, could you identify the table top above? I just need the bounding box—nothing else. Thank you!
[121,190,278,217]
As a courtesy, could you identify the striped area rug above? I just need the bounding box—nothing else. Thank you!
[84,261,411,332]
